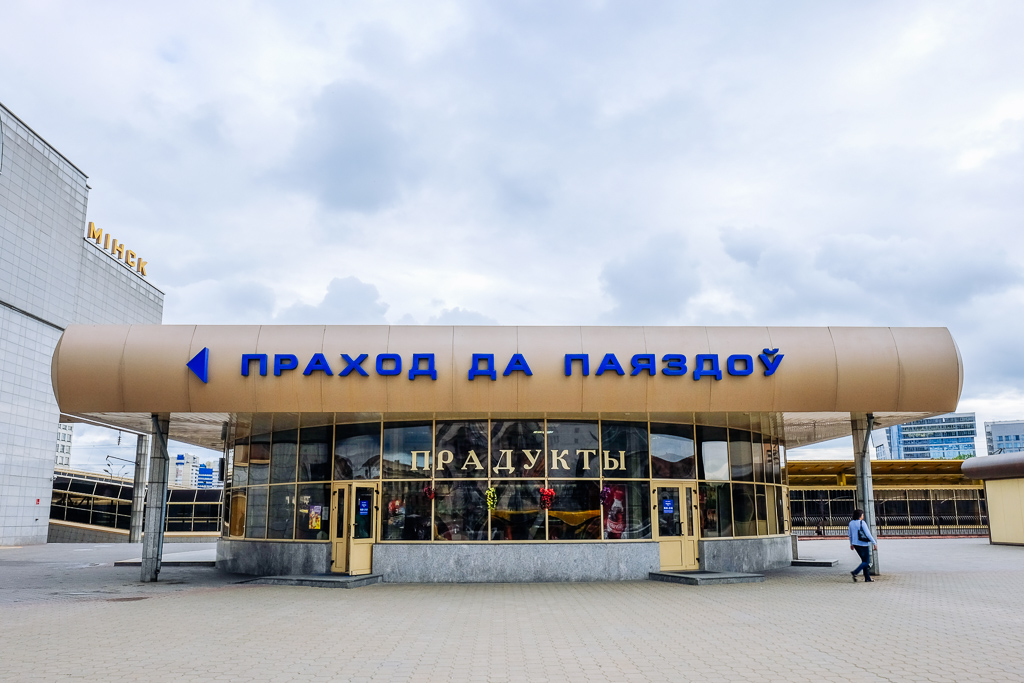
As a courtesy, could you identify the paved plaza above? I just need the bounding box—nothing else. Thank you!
[1,538,1023,682]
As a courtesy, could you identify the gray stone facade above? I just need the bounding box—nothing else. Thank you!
[217,539,332,576]
[699,535,793,572]
[0,102,163,545]
[374,542,661,583]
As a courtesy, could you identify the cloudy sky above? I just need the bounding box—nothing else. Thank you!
[5,2,1023,467]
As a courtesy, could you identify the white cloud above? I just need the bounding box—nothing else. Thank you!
[3,1,1024,436]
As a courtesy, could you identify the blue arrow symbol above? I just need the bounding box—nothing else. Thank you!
[187,347,209,384]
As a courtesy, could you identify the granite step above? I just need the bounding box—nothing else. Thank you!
[649,570,765,585]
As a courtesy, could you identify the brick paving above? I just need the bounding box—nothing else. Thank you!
[1,538,1023,682]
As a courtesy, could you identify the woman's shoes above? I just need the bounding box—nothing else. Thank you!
[851,572,857,582]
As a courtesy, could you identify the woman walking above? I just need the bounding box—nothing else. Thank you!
[849,509,877,582]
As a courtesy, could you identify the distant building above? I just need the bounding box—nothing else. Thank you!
[886,412,977,460]
[985,420,1024,455]
[54,423,74,467]
[175,453,199,488]
[197,463,214,489]
[871,431,892,460]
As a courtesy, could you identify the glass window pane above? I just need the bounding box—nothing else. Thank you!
[230,492,247,537]
[353,487,375,539]
[728,430,754,482]
[245,486,268,539]
[600,422,649,478]
[234,438,249,466]
[698,482,733,537]
[335,423,381,480]
[266,485,295,539]
[490,421,545,477]
[381,481,432,540]
[698,427,729,481]
[298,426,332,482]
[233,466,248,488]
[753,434,765,482]
[602,481,651,540]
[249,432,271,485]
[766,485,778,534]
[490,481,545,540]
[270,429,298,485]
[383,422,432,479]
[651,423,695,479]
[732,483,756,536]
[656,487,683,537]
[547,421,600,478]
[755,485,768,535]
[433,481,488,540]
[779,442,787,485]
[435,421,489,478]
[295,483,331,540]
[776,487,787,534]
[548,481,601,540]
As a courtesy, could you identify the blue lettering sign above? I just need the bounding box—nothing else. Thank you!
[662,499,674,514]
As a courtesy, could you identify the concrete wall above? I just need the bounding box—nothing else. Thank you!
[986,479,1024,545]
[699,535,792,572]
[374,542,661,583]
[217,539,331,576]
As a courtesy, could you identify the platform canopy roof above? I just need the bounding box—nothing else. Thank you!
[51,324,963,452]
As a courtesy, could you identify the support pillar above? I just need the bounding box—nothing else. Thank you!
[851,412,879,575]
[141,414,170,583]
[128,434,149,543]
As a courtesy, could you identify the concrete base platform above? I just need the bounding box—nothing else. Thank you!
[114,548,217,567]
[649,570,765,585]
[791,558,839,567]
[240,574,382,588]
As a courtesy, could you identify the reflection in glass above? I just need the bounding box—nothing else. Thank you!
[232,467,248,488]
[353,487,375,539]
[548,481,601,540]
[249,432,271,485]
[766,485,778,534]
[776,486,786,534]
[295,483,330,540]
[434,481,488,540]
[547,422,600,478]
[490,481,545,540]
[753,434,765,482]
[267,485,295,539]
[270,429,298,484]
[732,483,756,537]
[755,485,768,535]
[230,493,247,537]
[698,482,732,537]
[656,487,682,537]
[728,430,754,482]
[381,481,431,540]
[602,481,651,539]
[650,423,695,479]
[233,438,250,466]
[334,423,381,480]
[698,427,729,481]
[245,486,268,539]
[601,422,650,478]
[383,422,432,479]
[298,426,332,482]
[435,421,489,478]
[490,421,545,478]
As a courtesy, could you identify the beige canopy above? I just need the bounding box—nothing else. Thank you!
[51,325,962,451]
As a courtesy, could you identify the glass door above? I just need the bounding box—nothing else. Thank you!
[347,483,379,576]
[653,482,699,571]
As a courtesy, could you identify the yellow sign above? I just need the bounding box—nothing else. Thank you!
[86,222,148,276]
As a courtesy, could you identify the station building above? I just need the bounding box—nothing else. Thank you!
[0,101,162,545]
[50,324,963,581]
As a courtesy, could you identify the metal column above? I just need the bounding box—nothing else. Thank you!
[141,414,170,583]
[128,434,149,543]
[851,412,879,575]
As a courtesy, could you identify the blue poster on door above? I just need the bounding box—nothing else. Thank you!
[662,499,674,514]
[358,500,370,516]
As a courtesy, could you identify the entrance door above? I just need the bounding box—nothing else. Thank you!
[348,483,378,575]
[330,482,379,575]
[653,482,699,571]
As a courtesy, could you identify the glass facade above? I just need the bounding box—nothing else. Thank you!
[50,472,223,533]
[224,416,790,543]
